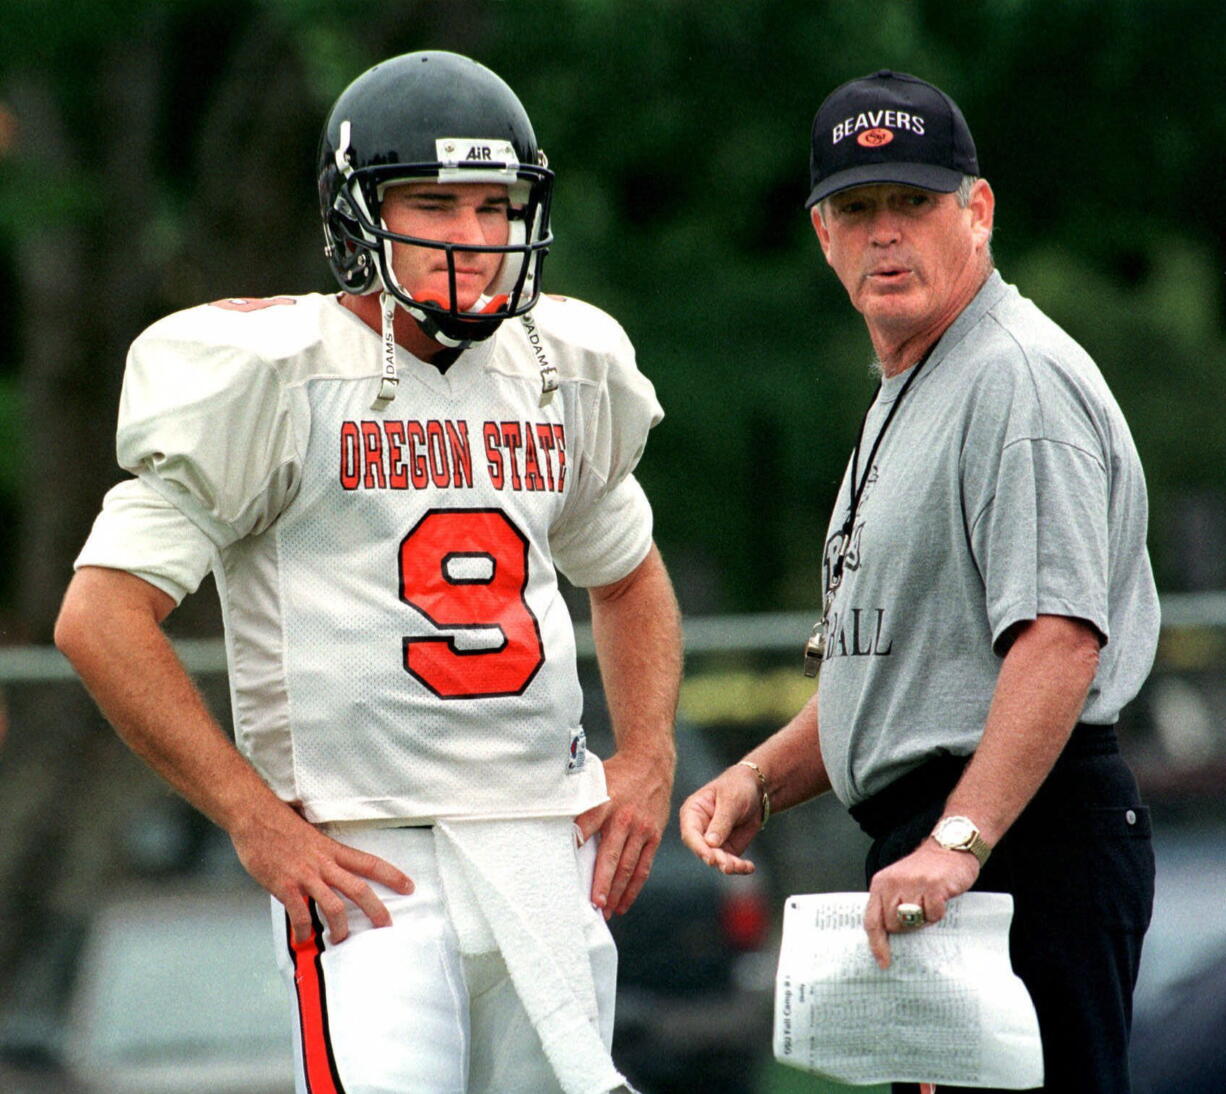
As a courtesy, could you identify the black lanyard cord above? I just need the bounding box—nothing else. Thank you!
[831,349,933,587]
[804,348,937,675]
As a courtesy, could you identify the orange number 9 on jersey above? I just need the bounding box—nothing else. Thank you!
[399,508,546,699]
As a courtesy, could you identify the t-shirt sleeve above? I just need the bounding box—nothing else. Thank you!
[114,313,304,550]
[74,477,216,604]
[550,325,662,588]
[964,367,1110,651]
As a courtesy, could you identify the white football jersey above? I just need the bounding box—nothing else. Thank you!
[77,292,662,824]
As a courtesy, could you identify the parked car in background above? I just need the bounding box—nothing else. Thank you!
[63,887,293,1093]
[0,882,292,1094]
[607,726,776,1094]
[1131,944,1226,1094]
[1128,817,1226,1094]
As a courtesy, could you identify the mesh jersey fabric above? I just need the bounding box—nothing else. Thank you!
[77,292,662,823]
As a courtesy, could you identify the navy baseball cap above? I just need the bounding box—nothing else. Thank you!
[806,70,979,208]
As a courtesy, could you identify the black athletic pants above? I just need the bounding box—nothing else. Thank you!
[848,724,1155,1094]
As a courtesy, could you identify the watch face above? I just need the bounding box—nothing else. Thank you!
[938,817,974,845]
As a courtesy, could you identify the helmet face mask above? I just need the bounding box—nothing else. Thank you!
[319,52,554,345]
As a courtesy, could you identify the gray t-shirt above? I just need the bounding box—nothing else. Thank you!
[817,272,1159,807]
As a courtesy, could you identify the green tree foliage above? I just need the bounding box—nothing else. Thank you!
[490,0,1226,602]
[2,0,1224,631]
[5,0,1223,1023]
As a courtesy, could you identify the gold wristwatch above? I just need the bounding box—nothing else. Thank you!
[931,815,992,866]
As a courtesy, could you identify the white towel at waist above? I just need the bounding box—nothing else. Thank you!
[434,817,636,1094]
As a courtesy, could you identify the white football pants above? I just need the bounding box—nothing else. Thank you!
[272,825,618,1094]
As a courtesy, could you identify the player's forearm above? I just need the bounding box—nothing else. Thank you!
[944,614,1100,845]
[55,569,284,836]
[743,691,833,813]
[588,544,681,768]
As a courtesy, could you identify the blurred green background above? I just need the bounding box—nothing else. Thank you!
[2,0,1226,638]
[1,2,1225,1091]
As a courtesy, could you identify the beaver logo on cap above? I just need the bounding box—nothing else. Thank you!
[857,128,894,148]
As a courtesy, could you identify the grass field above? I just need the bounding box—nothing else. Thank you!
[761,1059,889,1093]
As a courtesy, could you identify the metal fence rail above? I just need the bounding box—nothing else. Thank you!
[2,594,1224,684]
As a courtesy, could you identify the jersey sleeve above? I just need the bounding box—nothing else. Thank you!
[114,309,306,551]
[74,478,217,604]
[962,359,1111,651]
[551,474,654,588]
[549,318,663,588]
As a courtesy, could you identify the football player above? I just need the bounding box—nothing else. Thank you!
[55,51,681,1094]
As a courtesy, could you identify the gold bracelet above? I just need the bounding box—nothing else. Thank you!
[736,760,771,828]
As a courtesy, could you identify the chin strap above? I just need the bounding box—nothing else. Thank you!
[371,292,477,410]
[520,312,558,407]
[414,308,475,351]
[371,293,556,411]
[371,292,399,411]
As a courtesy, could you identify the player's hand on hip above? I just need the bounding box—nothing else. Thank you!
[229,803,414,943]
[576,751,672,919]
[863,840,980,969]
[679,765,763,876]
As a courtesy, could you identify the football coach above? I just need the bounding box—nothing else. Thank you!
[681,69,1159,1094]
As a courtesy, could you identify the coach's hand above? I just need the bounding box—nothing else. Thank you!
[863,840,980,969]
[577,750,671,919]
[230,802,414,944]
[679,764,763,875]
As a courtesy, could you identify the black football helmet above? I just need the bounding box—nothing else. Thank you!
[318,51,554,347]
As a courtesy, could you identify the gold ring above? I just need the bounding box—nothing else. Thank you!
[896,902,925,928]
